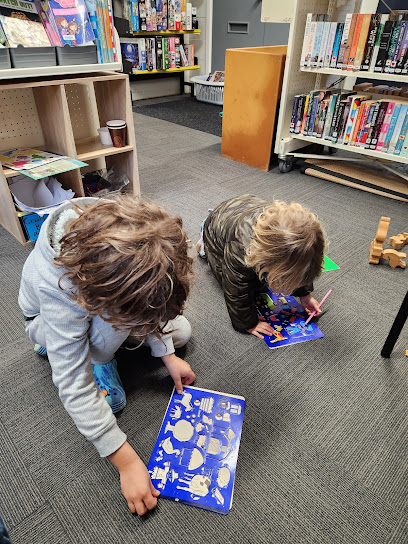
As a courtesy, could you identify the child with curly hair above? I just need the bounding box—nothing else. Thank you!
[201,194,326,338]
[19,195,195,516]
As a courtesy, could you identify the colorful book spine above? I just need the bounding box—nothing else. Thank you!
[346,13,363,70]
[175,0,181,30]
[156,0,162,30]
[294,95,306,134]
[163,36,169,68]
[168,36,176,67]
[337,96,354,143]
[337,13,352,68]
[323,22,337,67]
[392,22,408,73]
[156,34,163,68]
[350,101,368,145]
[369,14,389,71]
[186,2,191,30]
[322,93,337,139]
[187,42,194,65]
[137,37,146,69]
[307,96,319,136]
[174,35,181,67]
[365,101,381,148]
[357,102,376,147]
[332,100,347,142]
[396,117,408,155]
[145,0,151,30]
[300,94,310,134]
[382,103,401,152]
[388,104,408,153]
[384,19,403,73]
[341,13,357,69]
[290,96,300,133]
[317,21,331,67]
[300,13,313,67]
[180,0,186,30]
[310,17,325,67]
[343,97,361,144]
[138,0,146,30]
[361,14,381,71]
[179,40,188,66]
[353,13,372,70]
[369,101,389,149]
[150,0,157,30]
[330,23,343,67]
[375,102,396,151]
[131,0,139,31]
[374,20,395,72]
[162,0,167,29]
[168,0,175,30]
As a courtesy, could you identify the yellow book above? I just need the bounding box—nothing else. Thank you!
[181,0,186,30]
[353,14,372,70]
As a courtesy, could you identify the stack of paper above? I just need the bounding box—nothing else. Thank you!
[9,175,75,216]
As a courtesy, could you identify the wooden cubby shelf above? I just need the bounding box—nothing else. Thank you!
[0,72,140,245]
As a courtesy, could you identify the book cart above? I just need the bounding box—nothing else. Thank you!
[115,17,200,94]
[271,0,408,196]
[0,71,139,245]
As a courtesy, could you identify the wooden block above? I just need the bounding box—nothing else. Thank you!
[388,233,408,250]
[381,249,407,268]
[369,216,390,264]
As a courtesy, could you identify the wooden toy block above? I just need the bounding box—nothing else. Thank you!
[369,216,390,264]
[381,249,407,268]
[388,232,408,250]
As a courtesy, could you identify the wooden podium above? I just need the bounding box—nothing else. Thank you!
[221,45,287,171]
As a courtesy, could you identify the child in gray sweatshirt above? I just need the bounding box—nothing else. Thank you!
[19,195,195,516]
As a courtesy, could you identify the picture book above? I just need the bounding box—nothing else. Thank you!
[47,0,95,46]
[147,385,245,514]
[16,158,87,180]
[0,9,51,47]
[0,148,63,170]
[256,290,324,349]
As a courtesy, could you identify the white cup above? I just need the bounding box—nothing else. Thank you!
[98,127,113,146]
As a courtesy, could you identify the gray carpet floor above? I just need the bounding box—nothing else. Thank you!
[1,112,408,544]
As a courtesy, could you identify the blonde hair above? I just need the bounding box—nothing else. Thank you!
[246,201,325,294]
[54,196,193,337]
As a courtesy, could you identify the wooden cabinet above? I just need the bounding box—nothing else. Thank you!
[0,72,139,245]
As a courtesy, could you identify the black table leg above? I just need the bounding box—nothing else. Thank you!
[381,290,408,357]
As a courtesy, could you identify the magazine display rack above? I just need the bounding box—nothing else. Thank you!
[0,72,139,245]
[271,0,408,191]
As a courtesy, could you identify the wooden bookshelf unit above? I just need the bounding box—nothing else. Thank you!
[0,72,140,245]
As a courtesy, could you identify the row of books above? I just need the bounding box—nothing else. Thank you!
[121,37,194,70]
[300,10,408,74]
[354,81,408,97]
[0,0,116,63]
[290,88,408,157]
[121,0,198,32]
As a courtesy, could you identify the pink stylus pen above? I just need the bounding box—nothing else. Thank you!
[304,289,332,325]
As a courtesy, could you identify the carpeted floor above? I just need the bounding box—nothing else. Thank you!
[133,95,223,136]
[1,112,408,544]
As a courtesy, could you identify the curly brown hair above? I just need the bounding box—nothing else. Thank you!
[54,196,193,337]
[246,201,325,294]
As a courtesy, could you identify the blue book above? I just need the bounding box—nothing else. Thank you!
[382,104,400,152]
[330,22,343,67]
[256,289,324,349]
[394,107,408,154]
[307,95,319,136]
[148,385,245,514]
[131,0,139,31]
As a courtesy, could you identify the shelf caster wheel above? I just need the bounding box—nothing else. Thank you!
[278,158,293,173]
[328,147,337,155]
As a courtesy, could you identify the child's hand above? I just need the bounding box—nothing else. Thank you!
[109,442,160,515]
[162,353,196,394]
[299,294,322,316]
[247,317,274,339]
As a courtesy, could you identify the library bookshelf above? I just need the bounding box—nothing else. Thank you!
[132,65,200,75]
[0,72,140,245]
[272,0,408,197]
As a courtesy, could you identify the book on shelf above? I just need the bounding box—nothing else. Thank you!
[290,87,408,157]
[156,33,163,68]
[186,2,191,31]
[301,10,408,74]
[174,35,181,67]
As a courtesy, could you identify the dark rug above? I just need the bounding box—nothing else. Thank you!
[133,96,223,137]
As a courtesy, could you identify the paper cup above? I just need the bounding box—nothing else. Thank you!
[98,127,113,146]
[106,120,127,148]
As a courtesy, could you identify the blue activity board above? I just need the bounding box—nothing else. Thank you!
[148,386,245,514]
[256,289,324,349]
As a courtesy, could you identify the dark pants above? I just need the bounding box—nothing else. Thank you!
[0,517,11,544]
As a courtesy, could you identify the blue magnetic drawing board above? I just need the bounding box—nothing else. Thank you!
[256,289,324,349]
[147,385,245,514]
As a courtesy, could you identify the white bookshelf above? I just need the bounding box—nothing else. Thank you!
[270,0,408,192]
